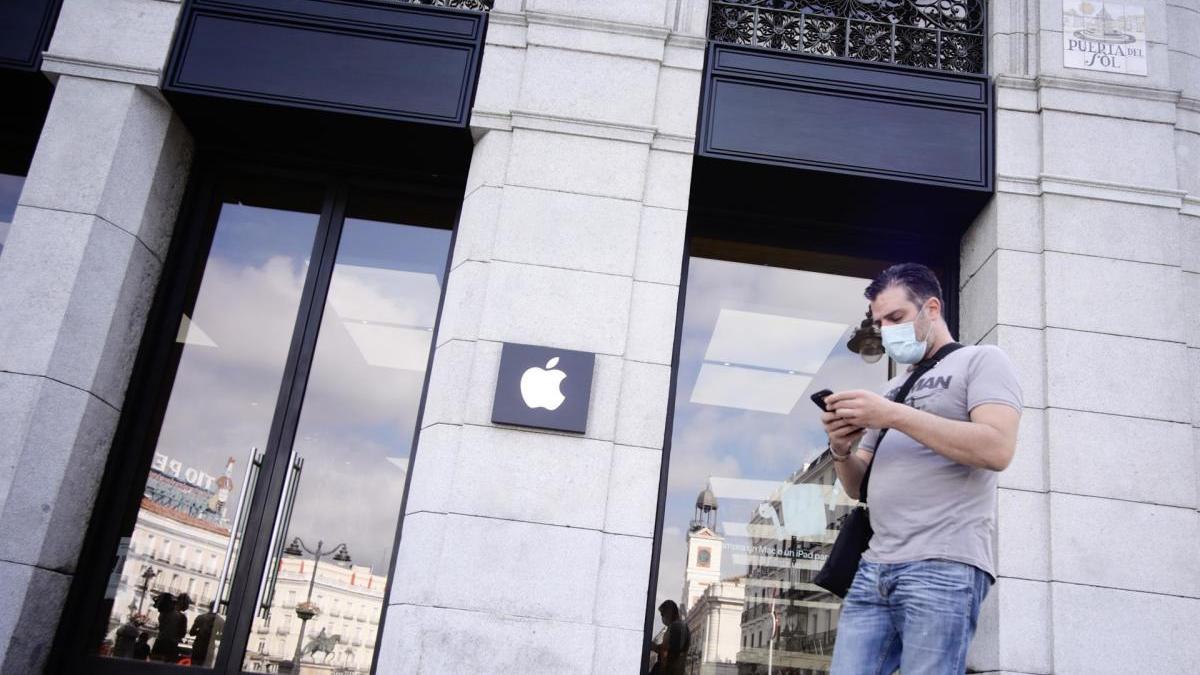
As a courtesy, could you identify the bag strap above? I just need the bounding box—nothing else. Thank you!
[859,342,964,503]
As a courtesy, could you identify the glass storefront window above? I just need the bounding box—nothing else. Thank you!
[89,172,454,673]
[650,255,897,674]
[241,193,450,674]
[98,178,323,666]
[0,172,25,259]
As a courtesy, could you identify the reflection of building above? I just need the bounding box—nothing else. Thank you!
[681,487,744,675]
[106,454,236,658]
[736,451,846,675]
[685,577,745,675]
[682,487,722,613]
[243,556,385,674]
[106,452,386,673]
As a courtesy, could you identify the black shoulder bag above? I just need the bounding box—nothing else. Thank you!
[813,342,964,597]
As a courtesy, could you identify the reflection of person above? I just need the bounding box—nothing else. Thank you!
[821,263,1022,674]
[133,632,151,660]
[112,620,140,658]
[149,592,189,662]
[189,607,224,667]
[649,600,690,675]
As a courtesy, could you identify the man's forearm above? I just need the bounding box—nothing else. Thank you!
[832,451,871,500]
[889,405,1010,470]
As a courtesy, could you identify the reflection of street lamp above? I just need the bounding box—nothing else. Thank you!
[136,566,159,614]
[846,310,884,364]
[284,538,350,674]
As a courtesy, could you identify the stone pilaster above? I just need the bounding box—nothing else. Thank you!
[964,2,1200,673]
[375,1,704,672]
[0,1,191,671]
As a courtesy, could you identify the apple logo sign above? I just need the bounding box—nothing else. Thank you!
[520,357,567,410]
[493,343,594,433]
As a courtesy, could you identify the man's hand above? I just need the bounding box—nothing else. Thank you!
[824,389,901,430]
[820,409,866,455]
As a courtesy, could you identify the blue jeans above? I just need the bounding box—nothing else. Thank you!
[829,559,991,675]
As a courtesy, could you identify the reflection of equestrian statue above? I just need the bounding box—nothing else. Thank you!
[301,628,341,663]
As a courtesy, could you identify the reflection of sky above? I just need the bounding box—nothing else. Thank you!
[654,257,891,622]
[0,173,26,256]
[144,201,450,579]
[154,202,320,537]
[279,216,450,572]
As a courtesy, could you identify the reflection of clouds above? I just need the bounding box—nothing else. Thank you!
[655,258,891,615]
[328,265,439,327]
[282,319,426,571]
[281,247,445,571]
[151,214,448,575]
[668,407,745,488]
[299,306,427,431]
[276,220,449,572]
[285,436,409,572]
[654,524,688,619]
[670,405,816,486]
[192,256,310,371]
[156,254,311,512]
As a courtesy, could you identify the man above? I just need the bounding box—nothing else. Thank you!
[189,605,224,667]
[148,592,188,663]
[821,263,1022,674]
[650,600,690,675]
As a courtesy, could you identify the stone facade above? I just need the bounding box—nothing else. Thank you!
[0,1,1196,674]
[0,1,192,671]
[377,2,706,672]
[961,1,1200,673]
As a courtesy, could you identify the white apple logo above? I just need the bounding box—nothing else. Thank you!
[520,356,567,411]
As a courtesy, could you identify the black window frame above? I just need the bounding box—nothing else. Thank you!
[49,150,464,675]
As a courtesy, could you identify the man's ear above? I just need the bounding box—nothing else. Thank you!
[926,297,944,323]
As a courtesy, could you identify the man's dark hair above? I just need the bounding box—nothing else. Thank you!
[658,599,681,622]
[864,263,943,308]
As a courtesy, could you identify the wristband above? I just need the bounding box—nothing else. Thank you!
[829,444,852,462]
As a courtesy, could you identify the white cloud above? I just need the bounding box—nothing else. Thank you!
[149,244,438,573]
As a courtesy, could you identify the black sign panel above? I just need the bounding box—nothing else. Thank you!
[162,0,488,128]
[492,343,595,434]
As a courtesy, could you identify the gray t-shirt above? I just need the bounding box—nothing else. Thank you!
[857,344,1023,579]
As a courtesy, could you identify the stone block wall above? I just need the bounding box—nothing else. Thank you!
[963,2,1200,673]
[375,2,707,672]
[0,1,193,672]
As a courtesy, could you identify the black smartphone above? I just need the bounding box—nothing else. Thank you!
[810,388,834,412]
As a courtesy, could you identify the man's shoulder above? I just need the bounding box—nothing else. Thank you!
[961,343,1016,367]
[943,343,1013,369]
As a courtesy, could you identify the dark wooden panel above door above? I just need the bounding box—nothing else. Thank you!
[698,42,993,192]
[162,0,490,129]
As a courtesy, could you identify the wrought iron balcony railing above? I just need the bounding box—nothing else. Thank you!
[708,0,985,74]
[399,0,493,10]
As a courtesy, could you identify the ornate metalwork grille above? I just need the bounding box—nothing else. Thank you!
[399,0,494,10]
[708,0,985,74]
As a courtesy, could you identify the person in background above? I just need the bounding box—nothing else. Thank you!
[133,632,151,660]
[112,619,139,658]
[189,604,224,667]
[651,600,690,675]
[149,592,188,663]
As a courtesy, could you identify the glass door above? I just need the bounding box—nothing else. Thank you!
[89,172,452,674]
[95,176,323,668]
[239,191,450,674]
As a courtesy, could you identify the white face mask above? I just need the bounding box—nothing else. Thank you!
[880,302,934,364]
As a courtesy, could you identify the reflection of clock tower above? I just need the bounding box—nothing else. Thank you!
[681,486,722,614]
